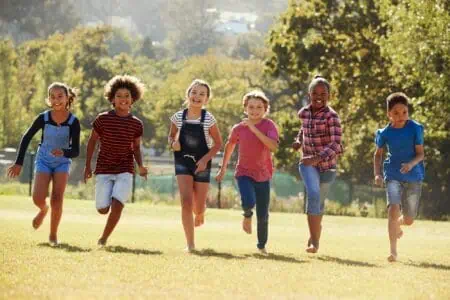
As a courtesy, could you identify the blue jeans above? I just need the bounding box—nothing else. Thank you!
[299,164,336,215]
[386,180,422,218]
[236,176,270,249]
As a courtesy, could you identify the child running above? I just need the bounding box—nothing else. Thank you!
[7,82,80,246]
[168,79,222,252]
[84,75,148,247]
[216,90,279,255]
[373,92,425,262]
[292,75,343,254]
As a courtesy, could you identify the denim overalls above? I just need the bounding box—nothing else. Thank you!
[174,109,211,182]
[35,111,75,174]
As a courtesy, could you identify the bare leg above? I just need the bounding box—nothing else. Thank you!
[306,214,322,253]
[98,198,124,245]
[48,172,69,244]
[193,181,209,227]
[177,175,195,250]
[388,204,401,262]
[32,173,51,229]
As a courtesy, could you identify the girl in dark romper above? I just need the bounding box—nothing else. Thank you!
[168,79,222,252]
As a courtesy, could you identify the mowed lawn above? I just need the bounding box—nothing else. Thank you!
[1,195,449,299]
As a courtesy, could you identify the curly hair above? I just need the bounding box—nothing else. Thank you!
[386,92,409,111]
[104,75,145,103]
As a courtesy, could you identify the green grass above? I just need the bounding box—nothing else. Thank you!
[1,195,449,299]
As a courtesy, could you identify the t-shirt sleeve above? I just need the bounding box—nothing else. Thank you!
[135,121,144,138]
[206,112,216,128]
[375,129,385,148]
[170,111,181,127]
[93,116,102,135]
[228,124,240,144]
[414,124,424,145]
[266,120,279,142]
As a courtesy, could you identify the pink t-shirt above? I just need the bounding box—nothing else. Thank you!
[229,118,279,182]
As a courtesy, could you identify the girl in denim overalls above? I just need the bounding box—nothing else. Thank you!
[168,79,223,252]
[8,82,80,246]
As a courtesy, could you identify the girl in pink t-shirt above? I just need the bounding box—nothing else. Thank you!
[216,91,279,255]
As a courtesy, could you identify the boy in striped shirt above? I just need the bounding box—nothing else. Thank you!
[84,75,148,247]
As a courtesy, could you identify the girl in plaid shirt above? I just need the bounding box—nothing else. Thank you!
[293,75,343,253]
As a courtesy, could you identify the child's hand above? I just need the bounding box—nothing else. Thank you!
[83,166,92,183]
[51,149,64,157]
[172,140,181,151]
[292,140,301,151]
[215,167,226,182]
[242,119,256,132]
[138,165,148,180]
[7,164,22,178]
[400,162,413,174]
[194,157,208,174]
[301,156,319,166]
[374,175,383,187]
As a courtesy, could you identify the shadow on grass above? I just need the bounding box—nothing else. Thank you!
[403,261,450,271]
[191,248,246,260]
[245,253,307,264]
[104,246,163,255]
[313,255,379,268]
[38,242,91,253]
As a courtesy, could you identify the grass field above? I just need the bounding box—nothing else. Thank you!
[1,195,449,299]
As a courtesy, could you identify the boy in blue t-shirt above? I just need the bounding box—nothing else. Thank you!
[373,92,425,262]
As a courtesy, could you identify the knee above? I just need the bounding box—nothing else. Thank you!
[403,217,414,226]
[257,215,269,224]
[50,197,63,209]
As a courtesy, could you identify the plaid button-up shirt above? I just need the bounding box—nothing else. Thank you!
[296,105,343,172]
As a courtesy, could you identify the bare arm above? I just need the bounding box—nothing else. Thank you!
[168,122,180,151]
[400,145,424,174]
[195,124,223,174]
[84,129,99,183]
[244,120,278,152]
[373,147,384,186]
[133,136,148,179]
[215,140,237,182]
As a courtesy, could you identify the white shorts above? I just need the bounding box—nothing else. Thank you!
[95,173,133,209]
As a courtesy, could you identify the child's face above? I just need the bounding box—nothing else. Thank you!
[49,87,69,111]
[309,84,329,110]
[188,84,208,108]
[388,103,409,127]
[112,88,133,112]
[244,98,266,120]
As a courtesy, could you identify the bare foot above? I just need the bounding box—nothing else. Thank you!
[194,213,204,227]
[387,253,397,262]
[32,205,49,229]
[397,228,403,239]
[242,217,252,234]
[184,245,196,253]
[49,238,58,247]
[306,239,319,253]
[97,238,107,248]
[258,248,269,256]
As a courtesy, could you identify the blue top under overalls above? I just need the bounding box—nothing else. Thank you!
[174,109,211,172]
[14,110,80,172]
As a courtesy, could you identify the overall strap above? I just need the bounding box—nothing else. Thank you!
[181,109,188,121]
[200,109,207,124]
[44,111,50,123]
[67,113,76,125]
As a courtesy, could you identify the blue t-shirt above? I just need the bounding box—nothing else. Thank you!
[375,120,424,182]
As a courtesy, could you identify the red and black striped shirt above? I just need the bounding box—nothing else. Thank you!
[93,110,143,175]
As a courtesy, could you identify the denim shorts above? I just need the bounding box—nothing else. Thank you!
[386,180,422,218]
[35,157,71,174]
[174,157,211,183]
[95,173,133,209]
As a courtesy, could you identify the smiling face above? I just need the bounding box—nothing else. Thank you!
[112,88,133,113]
[49,87,69,111]
[388,103,409,128]
[187,84,209,108]
[244,98,267,121]
[309,83,329,111]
